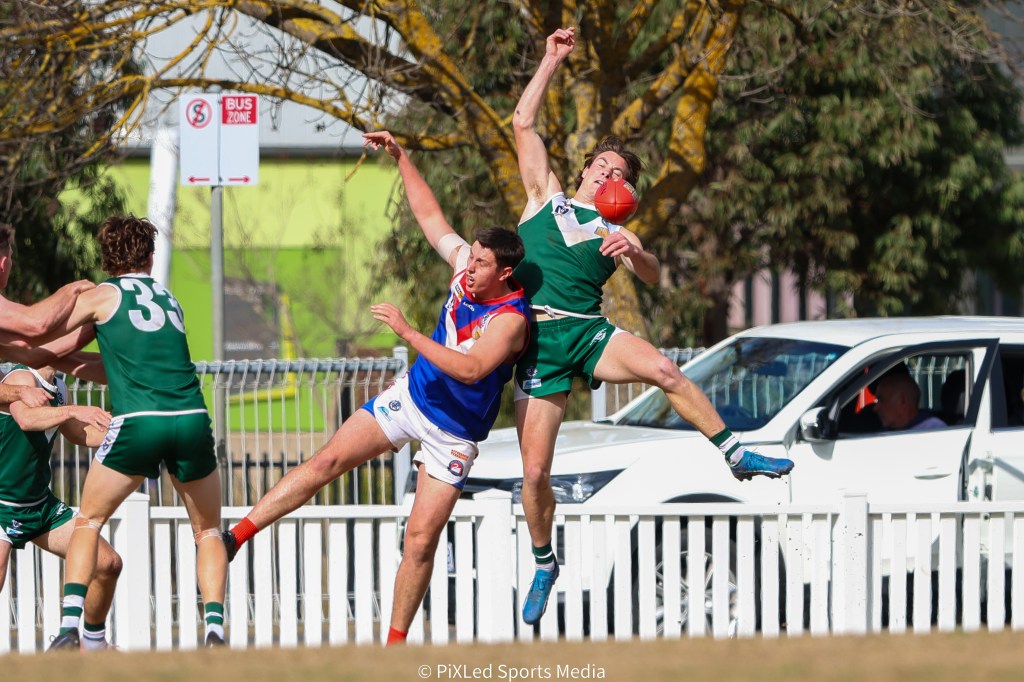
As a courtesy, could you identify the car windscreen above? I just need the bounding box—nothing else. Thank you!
[614,337,849,431]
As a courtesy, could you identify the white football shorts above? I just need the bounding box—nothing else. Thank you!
[362,375,478,490]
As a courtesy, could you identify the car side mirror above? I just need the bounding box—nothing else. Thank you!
[799,407,831,442]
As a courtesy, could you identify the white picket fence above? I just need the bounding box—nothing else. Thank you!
[4,494,1024,653]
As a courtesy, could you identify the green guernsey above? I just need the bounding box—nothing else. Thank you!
[95,275,206,416]
[514,193,620,317]
[0,367,64,504]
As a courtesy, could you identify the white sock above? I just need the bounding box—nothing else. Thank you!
[82,626,108,651]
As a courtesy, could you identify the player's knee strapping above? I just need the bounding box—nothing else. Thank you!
[194,528,222,546]
[73,515,104,532]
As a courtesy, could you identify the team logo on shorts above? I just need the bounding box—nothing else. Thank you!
[447,460,465,477]
[377,406,393,422]
[526,367,538,377]
[450,449,469,462]
[98,432,115,456]
[5,519,23,537]
[388,400,402,412]
[589,329,608,346]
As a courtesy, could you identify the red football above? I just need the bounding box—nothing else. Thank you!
[593,177,639,223]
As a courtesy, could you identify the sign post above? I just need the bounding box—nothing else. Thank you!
[180,93,259,483]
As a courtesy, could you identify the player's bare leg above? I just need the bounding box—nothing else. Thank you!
[593,333,726,435]
[386,463,461,645]
[593,333,794,480]
[35,521,122,650]
[172,469,228,645]
[515,393,566,624]
[0,541,10,593]
[225,410,394,556]
[51,462,141,650]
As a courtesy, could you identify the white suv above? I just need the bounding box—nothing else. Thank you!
[462,317,1024,632]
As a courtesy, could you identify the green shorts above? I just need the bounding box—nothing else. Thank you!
[95,411,217,482]
[514,316,622,399]
[0,493,73,549]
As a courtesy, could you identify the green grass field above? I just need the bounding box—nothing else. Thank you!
[9,632,1024,682]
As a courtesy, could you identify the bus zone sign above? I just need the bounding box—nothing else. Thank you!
[180,93,260,187]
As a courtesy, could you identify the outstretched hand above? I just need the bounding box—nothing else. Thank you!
[371,303,413,339]
[599,231,640,259]
[362,131,403,161]
[546,27,576,60]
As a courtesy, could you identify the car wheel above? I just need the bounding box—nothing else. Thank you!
[633,527,740,637]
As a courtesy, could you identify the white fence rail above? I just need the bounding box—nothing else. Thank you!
[5,494,1024,652]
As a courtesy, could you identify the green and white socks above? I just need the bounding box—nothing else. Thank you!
[205,602,225,640]
[532,542,557,573]
[59,582,88,634]
[82,622,108,650]
[711,428,745,466]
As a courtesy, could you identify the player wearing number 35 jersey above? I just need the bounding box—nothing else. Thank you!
[45,216,228,650]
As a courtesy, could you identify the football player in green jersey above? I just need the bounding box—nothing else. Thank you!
[0,365,118,650]
[45,216,228,649]
[511,27,794,625]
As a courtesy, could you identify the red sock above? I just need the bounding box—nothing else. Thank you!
[231,518,258,546]
[386,626,407,646]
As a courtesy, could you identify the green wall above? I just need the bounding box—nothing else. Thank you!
[101,155,402,360]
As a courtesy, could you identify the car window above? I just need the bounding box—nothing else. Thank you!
[994,348,1024,428]
[615,337,847,431]
[835,352,969,436]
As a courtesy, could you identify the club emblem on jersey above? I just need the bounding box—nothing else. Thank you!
[472,317,490,340]
[448,460,465,477]
[596,224,610,238]
[388,400,402,412]
[553,198,572,216]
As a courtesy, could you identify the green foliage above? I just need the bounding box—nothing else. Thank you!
[647,2,1024,341]
[7,169,124,302]
[1,1,132,300]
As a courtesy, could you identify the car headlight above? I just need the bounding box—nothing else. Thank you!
[511,470,622,504]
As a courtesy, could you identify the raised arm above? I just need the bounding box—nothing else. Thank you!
[363,131,465,269]
[0,280,95,345]
[513,27,576,212]
[371,303,527,384]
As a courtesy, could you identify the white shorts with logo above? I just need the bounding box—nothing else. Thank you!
[361,375,478,490]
